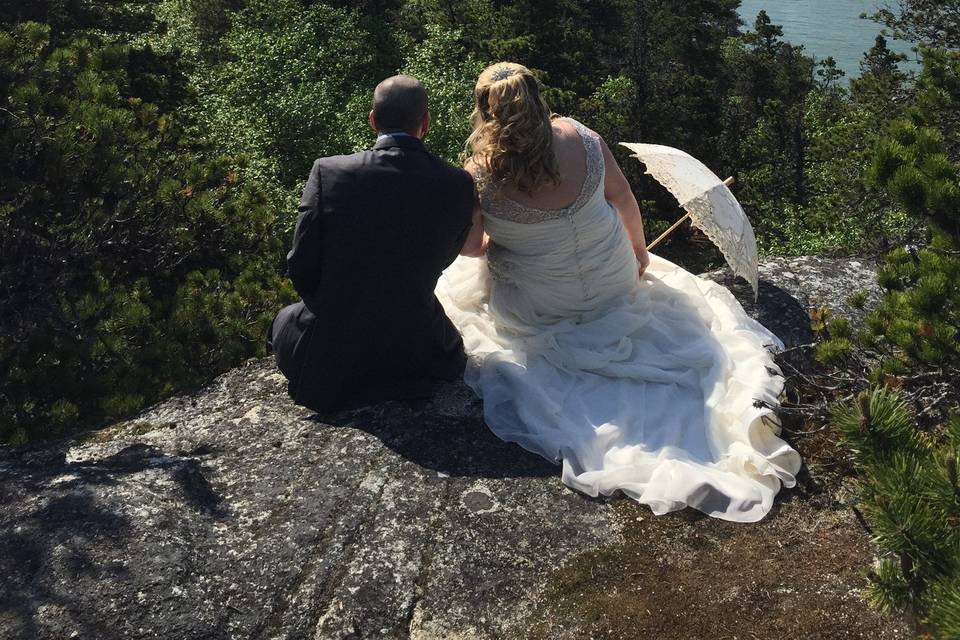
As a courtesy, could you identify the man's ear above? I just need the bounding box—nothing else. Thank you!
[368,110,377,132]
[419,111,431,139]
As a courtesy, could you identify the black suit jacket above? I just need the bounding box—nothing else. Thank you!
[273,135,475,413]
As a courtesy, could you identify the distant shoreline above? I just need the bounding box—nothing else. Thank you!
[737,0,917,78]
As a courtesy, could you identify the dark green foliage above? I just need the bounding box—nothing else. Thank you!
[833,390,960,637]
[193,0,398,190]
[814,337,853,366]
[396,25,484,164]
[831,44,960,638]
[869,0,960,50]
[929,572,960,637]
[398,0,637,108]
[716,10,900,255]
[834,387,928,461]
[852,35,910,105]
[815,316,854,365]
[0,21,294,443]
[0,0,155,39]
[863,52,960,370]
[722,10,814,208]
[848,290,869,308]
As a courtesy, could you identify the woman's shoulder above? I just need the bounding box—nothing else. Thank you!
[463,156,497,205]
[551,117,604,168]
[554,116,601,142]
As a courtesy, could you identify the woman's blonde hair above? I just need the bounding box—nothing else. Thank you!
[466,62,560,194]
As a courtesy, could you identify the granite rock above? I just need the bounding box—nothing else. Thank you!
[0,257,906,640]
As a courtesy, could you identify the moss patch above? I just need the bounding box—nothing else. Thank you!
[78,420,174,445]
[525,407,909,640]
[527,494,909,639]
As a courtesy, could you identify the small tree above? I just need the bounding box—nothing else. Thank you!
[864,53,960,373]
[831,47,960,638]
[832,390,960,637]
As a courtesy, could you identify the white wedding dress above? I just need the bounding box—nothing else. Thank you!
[435,118,801,522]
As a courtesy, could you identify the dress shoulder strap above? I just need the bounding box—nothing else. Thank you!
[563,117,605,196]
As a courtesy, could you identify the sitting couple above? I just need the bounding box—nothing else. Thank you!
[268,63,801,522]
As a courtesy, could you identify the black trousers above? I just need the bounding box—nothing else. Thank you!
[267,301,466,414]
[266,301,315,394]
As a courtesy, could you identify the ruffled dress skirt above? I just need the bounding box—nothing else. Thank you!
[435,202,801,521]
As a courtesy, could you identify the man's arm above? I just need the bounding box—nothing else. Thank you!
[287,160,324,296]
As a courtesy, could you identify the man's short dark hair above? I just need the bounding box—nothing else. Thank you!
[371,75,428,134]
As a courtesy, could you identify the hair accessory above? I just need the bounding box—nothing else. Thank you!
[491,65,517,82]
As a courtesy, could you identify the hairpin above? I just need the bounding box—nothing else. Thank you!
[491,65,517,82]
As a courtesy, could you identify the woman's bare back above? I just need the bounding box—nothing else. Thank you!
[496,118,588,210]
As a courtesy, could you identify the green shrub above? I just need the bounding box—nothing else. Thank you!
[847,289,869,308]
[0,22,294,443]
[832,47,960,638]
[833,391,960,635]
[814,337,852,365]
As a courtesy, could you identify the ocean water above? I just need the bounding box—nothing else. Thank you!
[737,0,917,78]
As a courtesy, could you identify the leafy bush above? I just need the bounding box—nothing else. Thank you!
[196,0,397,194]
[396,24,484,165]
[0,22,294,444]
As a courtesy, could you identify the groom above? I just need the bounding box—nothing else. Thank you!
[267,75,476,413]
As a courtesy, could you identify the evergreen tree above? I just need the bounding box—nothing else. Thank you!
[851,35,911,112]
[869,0,960,50]
[833,389,960,638]
[865,49,960,370]
[718,11,816,250]
[0,19,294,443]
[0,0,155,39]
[830,47,960,638]
[776,38,915,256]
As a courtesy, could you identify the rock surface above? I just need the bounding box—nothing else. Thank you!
[0,257,906,640]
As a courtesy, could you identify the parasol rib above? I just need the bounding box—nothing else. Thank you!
[647,177,735,250]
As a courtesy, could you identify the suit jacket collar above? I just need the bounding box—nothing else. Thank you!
[373,135,426,152]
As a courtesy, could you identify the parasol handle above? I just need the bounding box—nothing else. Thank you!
[646,176,735,251]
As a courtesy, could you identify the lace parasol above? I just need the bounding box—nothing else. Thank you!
[620,142,760,300]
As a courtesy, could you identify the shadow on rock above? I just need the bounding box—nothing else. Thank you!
[309,394,559,480]
[706,274,814,348]
[0,443,227,638]
[20,443,227,517]
[0,483,132,639]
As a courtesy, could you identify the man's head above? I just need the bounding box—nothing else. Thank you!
[369,75,430,139]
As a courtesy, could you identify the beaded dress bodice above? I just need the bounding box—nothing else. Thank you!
[466,117,641,326]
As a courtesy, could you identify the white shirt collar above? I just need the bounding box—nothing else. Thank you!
[376,131,415,141]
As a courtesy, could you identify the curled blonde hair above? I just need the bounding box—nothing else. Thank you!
[466,62,560,194]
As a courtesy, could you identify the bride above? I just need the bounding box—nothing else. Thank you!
[435,62,801,522]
